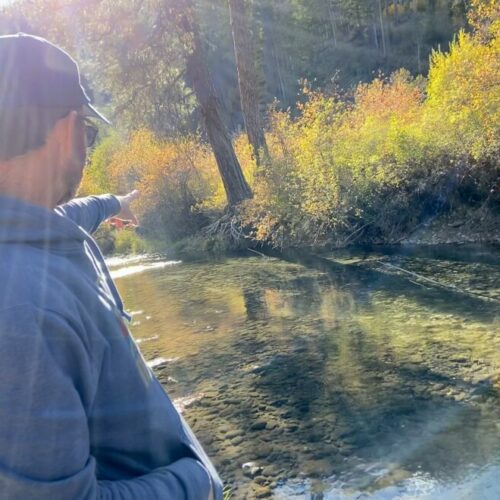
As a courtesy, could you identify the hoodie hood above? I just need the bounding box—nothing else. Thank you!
[0,195,85,247]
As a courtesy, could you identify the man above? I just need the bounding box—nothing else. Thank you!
[0,33,222,499]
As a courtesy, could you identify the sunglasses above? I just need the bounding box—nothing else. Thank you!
[82,117,99,148]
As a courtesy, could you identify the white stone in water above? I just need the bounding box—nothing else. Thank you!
[242,462,263,478]
[146,357,179,369]
[129,310,144,316]
[173,393,205,413]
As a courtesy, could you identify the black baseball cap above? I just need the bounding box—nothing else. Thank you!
[0,33,110,124]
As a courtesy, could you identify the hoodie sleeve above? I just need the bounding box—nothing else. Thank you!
[55,195,121,234]
[0,305,214,500]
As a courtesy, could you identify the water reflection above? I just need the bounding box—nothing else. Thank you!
[112,248,499,498]
[243,287,269,322]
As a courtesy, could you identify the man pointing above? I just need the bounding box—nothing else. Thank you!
[0,33,222,499]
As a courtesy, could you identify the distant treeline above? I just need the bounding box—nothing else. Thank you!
[2,0,469,135]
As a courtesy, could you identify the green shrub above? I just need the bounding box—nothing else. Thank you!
[113,229,147,255]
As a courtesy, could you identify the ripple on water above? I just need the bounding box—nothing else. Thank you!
[135,335,159,344]
[105,254,151,269]
[274,463,500,499]
[110,260,182,279]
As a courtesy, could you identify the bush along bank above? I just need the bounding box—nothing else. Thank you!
[81,1,499,255]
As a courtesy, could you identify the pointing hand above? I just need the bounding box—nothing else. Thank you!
[114,190,140,226]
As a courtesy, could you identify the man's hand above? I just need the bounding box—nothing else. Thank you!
[114,190,140,226]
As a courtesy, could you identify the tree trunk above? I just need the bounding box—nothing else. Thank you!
[261,2,287,104]
[373,22,379,50]
[417,40,421,73]
[378,0,387,57]
[327,0,338,47]
[180,11,252,207]
[228,0,268,165]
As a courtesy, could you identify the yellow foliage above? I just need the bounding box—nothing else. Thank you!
[244,2,499,245]
[426,28,499,159]
[79,133,122,196]
[468,0,500,42]
[81,0,499,247]
[99,130,221,214]
[83,129,225,242]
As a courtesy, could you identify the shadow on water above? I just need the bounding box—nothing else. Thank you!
[180,295,498,495]
[113,249,500,498]
[343,243,500,266]
[270,247,500,322]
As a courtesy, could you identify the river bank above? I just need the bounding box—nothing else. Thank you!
[94,192,500,259]
[161,205,500,262]
[398,207,500,246]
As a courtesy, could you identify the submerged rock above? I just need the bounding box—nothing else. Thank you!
[252,484,272,498]
[242,462,263,478]
[249,420,268,431]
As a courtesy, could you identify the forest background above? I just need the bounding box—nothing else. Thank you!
[1,0,499,255]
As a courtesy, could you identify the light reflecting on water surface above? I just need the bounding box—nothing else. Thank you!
[110,246,499,499]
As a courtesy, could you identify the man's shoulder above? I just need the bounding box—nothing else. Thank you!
[0,284,89,349]
[0,259,39,309]
[0,251,72,314]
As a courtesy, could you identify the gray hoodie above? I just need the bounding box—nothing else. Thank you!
[0,194,223,499]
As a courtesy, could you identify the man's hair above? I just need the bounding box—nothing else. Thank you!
[0,106,71,162]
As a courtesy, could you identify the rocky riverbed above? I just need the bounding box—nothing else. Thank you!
[112,248,500,498]
[152,315,499,498]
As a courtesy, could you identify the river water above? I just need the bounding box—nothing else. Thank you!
[108,245,500,499]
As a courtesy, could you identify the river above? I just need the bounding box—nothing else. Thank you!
[107,245,500,499]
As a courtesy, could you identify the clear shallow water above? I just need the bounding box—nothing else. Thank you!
[110,246,500,499]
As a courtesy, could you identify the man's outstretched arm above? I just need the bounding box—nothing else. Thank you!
[0,305,216,500]
[55,191,139,234]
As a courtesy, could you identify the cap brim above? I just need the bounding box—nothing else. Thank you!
[83,102,111,125]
